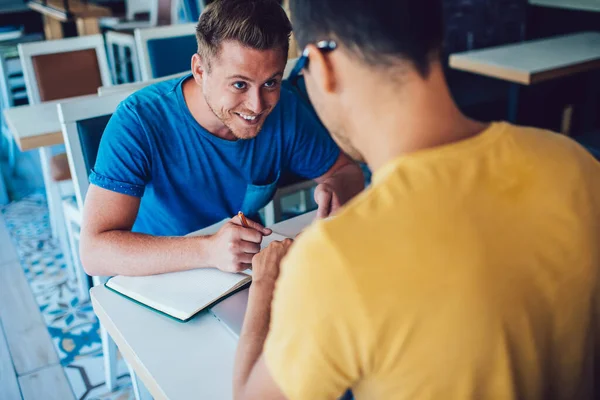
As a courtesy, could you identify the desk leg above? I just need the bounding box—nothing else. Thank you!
[581,72,600,133]
[128,363,153,400]
[76,17,101,36]
[508,83,520,123]
[101,326,118,391]
[43,15,63,40]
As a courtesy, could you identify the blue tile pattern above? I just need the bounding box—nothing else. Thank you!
[1,192,134,400]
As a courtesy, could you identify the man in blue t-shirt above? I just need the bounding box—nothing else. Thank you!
[79,0,364,277]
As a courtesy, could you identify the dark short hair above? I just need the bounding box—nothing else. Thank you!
[289,0,444,77]
[196,0,292,69]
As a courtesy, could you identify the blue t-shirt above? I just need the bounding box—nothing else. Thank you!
[90,75,340,236]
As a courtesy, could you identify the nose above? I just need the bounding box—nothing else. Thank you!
[246,88,264,114]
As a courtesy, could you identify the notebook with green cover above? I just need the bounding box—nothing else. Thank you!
[105,229,290,322]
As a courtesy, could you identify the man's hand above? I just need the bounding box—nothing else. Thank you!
[234,239,293,400]
[313,153,364,219]
[315,182,342,219]
[251,239,294,286]
[209,217,272,273]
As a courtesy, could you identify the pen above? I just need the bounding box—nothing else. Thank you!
[238,211,249,228]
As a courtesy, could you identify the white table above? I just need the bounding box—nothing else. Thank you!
[529,0,600,13]
[449,32,600,85]
[449,31,600,124]
[91,211,318,400]
[2,93,100,152]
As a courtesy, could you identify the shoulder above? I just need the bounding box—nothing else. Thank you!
[503,122,600,179]
[503,122,588,157]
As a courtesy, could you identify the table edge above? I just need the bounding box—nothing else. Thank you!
[91,287,169,400]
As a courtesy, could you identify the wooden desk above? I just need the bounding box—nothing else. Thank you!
[449,32,600,85]
[3,101,63,151]
[91,211,318,400]
[2,94,98,151]
[28,0,112,39]
[449,31,600,126]
[528,0,600,13]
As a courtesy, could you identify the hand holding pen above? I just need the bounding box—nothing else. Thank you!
[207,211,271,273]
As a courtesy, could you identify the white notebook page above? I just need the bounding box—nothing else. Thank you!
[106,269,251,321]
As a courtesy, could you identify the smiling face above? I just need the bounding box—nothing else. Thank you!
[193,40,287,140]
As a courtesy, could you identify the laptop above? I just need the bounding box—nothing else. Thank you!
[210,287,249,338]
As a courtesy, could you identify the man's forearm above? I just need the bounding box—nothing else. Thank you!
[233,281,274,398]
[327,163,365,204]
[80,230,213,276]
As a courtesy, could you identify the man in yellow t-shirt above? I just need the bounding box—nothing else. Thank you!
[231,0,600,399]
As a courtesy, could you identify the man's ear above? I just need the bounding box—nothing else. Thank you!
[304,44,337,94]
[191,53,207,85]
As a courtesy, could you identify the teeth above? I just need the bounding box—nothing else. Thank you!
[237,113,257,121]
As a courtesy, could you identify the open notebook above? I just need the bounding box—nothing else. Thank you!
[105,220,290,322]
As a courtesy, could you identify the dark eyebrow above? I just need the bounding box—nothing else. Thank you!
[226,72,284,83]
[227,74,254,82]
[266,72,284,81]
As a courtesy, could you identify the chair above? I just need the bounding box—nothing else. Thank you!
[100,0,155,30]
[18,35,112,281]
[177,0,206,23]
[264,177,316,225]
[98,71,188,96]
[58,92,133,301]
[134,23,197,81]
[0,34,43,174]
[105,31,142,85]
[0,46,25,174]
[58,91,151,399]
[102,0,191,86]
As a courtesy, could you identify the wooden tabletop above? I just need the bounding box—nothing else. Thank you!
[28,0,112,22]
[90,211,318,400]
[3,94,98,151]
[529,0,600,12]
[449,31,600,85]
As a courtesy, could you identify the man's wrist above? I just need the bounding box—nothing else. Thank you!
[189,234,215,268]
[250,279,277,297]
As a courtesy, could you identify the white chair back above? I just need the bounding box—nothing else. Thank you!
[98,71,188,96]
[18,35,112,106]
[57,91,135,210]
[134,23,196,81]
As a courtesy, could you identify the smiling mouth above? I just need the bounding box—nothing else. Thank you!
[234,111,262,125]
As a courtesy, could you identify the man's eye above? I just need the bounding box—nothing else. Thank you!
[233,82,247,90]
[264,80,278,88]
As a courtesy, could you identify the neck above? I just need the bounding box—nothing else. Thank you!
[182,77,237,141]
[345,63,488,173]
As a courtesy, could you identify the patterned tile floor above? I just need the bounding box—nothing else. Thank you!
[1,192,134,400]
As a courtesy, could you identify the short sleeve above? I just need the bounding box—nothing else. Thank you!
[281,87,340,179]
[89,102,152,197]
[263,224,371,400]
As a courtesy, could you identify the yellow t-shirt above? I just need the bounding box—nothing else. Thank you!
[264,122,600,400]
